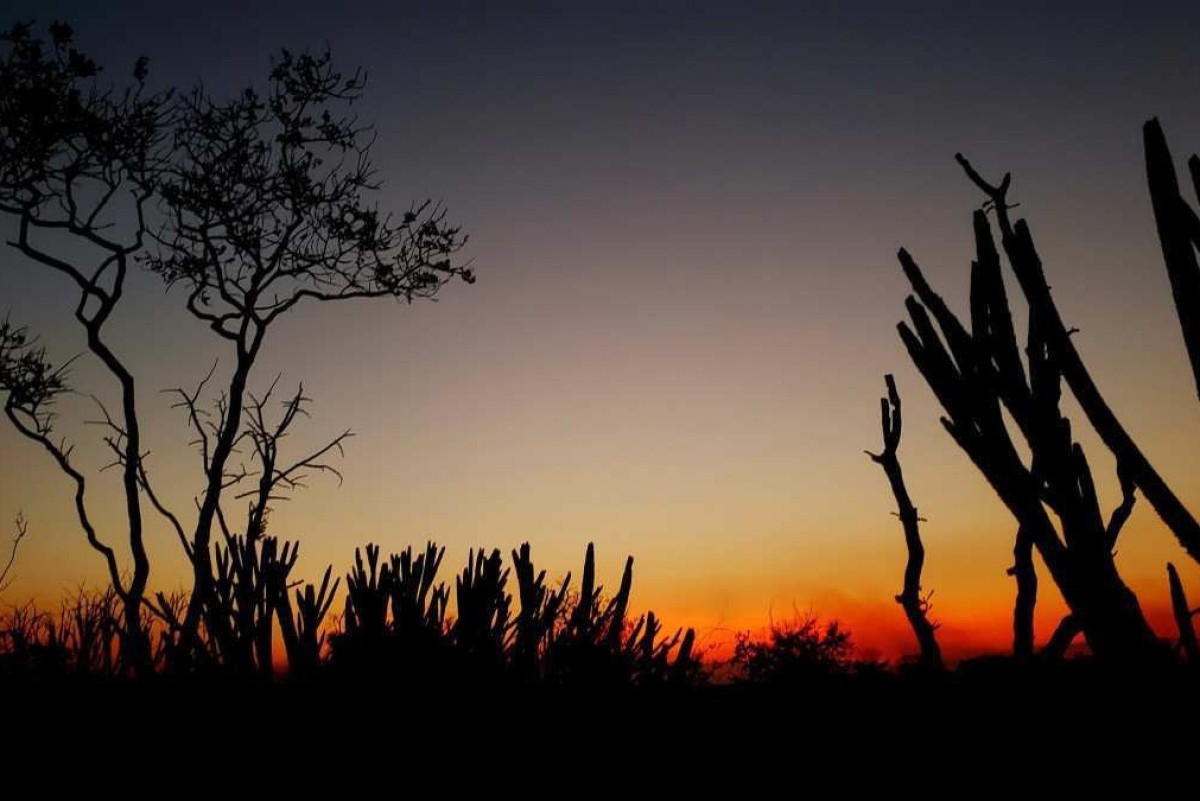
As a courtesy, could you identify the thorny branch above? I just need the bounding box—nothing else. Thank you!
[237,378,352,542]
[0,513,30,591]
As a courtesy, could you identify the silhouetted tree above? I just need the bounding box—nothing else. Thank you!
[897,170,1162,660]
[908,124,1200,664]
[895,126,1200,662]
[0,23,170,670]
[866,375,942,669]
[150,47,472,663]
[0,22,472,672]
[953,154,1200,566]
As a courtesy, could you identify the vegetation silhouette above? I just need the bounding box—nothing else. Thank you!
[2,19,1200,708]
[0,514,29,593]
[0,21,470,675]
[1,538,701,687]
[1145,118,1200,403]
[330,540,701,686]
[893,123,1200,664]
[867,375,943,670]
[731,614,862,684]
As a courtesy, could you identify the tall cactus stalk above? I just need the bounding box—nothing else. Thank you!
[1007,527,1037,660]
[511,542,570,678]
[1167,563,1198,663]
[389,542,448,646]
[954,154,1200,565]
[277,564,339,677]
[454,548,512,667]
[1144,119,1200,403]
[898,206,1162,661]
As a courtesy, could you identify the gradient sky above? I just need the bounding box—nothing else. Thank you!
[2,1,1200,659]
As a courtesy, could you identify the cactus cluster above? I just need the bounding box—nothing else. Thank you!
[331,540,699,686]
[2,540,698,684]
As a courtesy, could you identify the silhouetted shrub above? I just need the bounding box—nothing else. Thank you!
[731,615,856,685]
[0,588,133,677]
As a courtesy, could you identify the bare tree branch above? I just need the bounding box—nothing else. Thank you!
[236,380,352,542]
[0,513,30,592]
[4,403,126,600]
[866,374,942,670]
[166,359,220,473]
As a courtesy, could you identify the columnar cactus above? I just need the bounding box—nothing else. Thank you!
[898,199,1162,660]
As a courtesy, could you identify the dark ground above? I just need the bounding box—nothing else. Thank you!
[4,661,1195,785]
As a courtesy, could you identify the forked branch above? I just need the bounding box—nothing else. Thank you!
[237,380,352,542]
[0,513,30,592]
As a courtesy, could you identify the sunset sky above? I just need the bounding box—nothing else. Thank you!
[2,1,1200,660]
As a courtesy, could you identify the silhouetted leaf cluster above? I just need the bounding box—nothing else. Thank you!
[0,319,69,426]
[145,46,472,333]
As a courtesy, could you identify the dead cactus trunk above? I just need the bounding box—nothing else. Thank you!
[867,374,943,670]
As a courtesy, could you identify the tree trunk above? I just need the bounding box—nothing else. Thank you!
[1053,555,1163,662]
[1042,615,1080,661]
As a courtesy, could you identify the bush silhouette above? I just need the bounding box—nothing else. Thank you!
[731,615,856,685]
